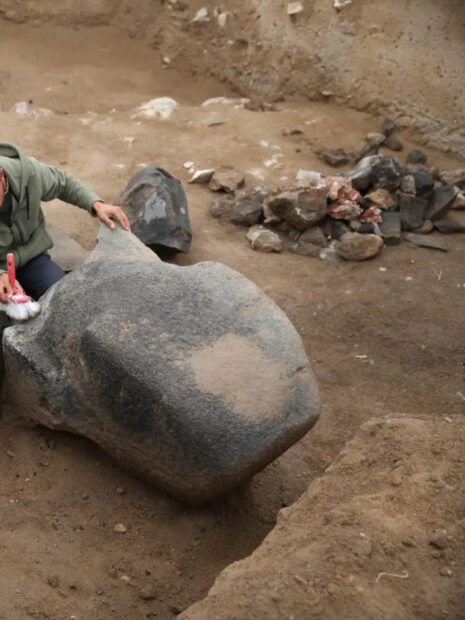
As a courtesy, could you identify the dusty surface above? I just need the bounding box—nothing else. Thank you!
[182,415,465,620]
[0,0,464,156]
[0,20,464,620]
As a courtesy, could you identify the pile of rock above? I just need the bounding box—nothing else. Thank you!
[202,126,465,262]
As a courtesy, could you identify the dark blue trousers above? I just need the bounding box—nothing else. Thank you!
[16,253,65,300]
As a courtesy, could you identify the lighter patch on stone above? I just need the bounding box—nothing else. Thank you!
[144,195,167,222]
[190,333,292,422]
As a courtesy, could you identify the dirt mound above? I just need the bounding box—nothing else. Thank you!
[182,414,465,619]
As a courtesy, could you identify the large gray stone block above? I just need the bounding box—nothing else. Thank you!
[2,226,320,504]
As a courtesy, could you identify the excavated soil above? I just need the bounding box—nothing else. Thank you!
[0,20,464,620]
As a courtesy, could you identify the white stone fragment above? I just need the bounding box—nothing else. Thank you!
[189,169,215,184]
[192,7,209,22]
[334,0,352,9]
[132,97,178,120]
[218,11,230,27]
[287,2,304,15]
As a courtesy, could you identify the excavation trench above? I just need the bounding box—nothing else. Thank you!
[0,7,464,620]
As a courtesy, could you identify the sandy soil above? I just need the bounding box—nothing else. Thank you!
[0,22,464,620]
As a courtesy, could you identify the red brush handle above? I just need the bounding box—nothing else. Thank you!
[6,253,16,290]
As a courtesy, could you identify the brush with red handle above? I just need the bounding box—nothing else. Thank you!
[1,253,41,320]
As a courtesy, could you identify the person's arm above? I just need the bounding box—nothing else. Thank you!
[31,157,130,230]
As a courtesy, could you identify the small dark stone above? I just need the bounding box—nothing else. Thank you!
[406,150,427,166]
[210,190,265,227]
[96,588,104,595]
[318,148,350,167]
[433,219,465,233]
[430,534,448,550]
[398,193,427,230]
[404,233,449,251]
[169,606,182,616]
[356,142,379,162]
[400,175,416,195]
[139,586,158,601]
[371,156,402,192]
[379,119,396,137]
[424,186,459,221]
[411,170,434,199]
[331,220,349,240]
[358,222,381,235]
[347,155,401,193]
[298,226,328,248]
[384,135,403,152]
[291,241,321,258]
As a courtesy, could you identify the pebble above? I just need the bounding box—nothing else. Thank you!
[246,226,283,253]
[115,486,126,495]
[439,567,452,577]
[380,119,396,137]
[139,586,158,601]
[384,135,403,151]
[113,523,127,533]
[366,132,386,145]
[430,532,448,549]
[96,587,104,595]
[287,1,304,15]
[47,576,60,588]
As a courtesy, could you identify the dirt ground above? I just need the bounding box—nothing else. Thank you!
[0,22,464,620]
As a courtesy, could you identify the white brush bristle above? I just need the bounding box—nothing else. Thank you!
[5,300,41,321]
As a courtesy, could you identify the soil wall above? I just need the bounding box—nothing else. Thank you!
[0,0,464,156]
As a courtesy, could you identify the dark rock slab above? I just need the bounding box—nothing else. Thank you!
[317,148,350,167]
[380,211,401,245]
[355,142,379,162]
[298,226,328,248]
[3,225,320,504]
[432,219,465,233]
[210,189,265,226]
[424,186,459,221]
[411,170,434,198]
[267,187,328,231]
[119,166,192,254]
[347,155,401,192]
[404,233,448,251]
[398,193,427,230]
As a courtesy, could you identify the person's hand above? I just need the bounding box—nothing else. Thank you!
[0,272,23,303]
[93,201,131,231]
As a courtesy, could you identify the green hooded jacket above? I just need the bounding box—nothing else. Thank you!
[0,142,101,274]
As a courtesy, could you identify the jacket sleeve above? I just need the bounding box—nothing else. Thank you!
[30,157,103,214]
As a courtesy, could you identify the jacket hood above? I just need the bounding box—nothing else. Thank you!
[0,142,34,202]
